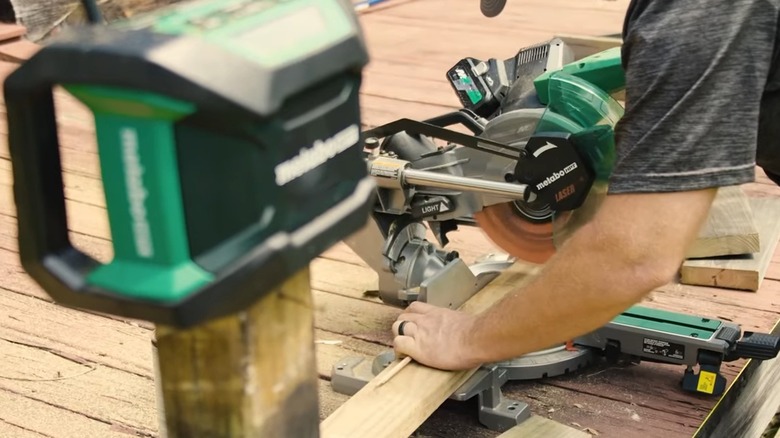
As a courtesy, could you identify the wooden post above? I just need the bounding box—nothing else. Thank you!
[152,268,320,438]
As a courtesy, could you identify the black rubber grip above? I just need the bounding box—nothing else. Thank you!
[735,332,780,361]
[480,0,506,17]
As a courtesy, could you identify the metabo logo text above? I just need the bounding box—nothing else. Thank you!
[535,162,578,191]
[274,124,360,186]
[120,127,154,258]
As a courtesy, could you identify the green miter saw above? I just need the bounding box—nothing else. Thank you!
[333,38,780,432]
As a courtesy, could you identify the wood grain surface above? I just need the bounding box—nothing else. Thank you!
[0,1,779,437]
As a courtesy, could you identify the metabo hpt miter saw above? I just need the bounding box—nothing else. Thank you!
[330,37,780,432]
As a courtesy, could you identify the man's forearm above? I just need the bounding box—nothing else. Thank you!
[465,189,718,365]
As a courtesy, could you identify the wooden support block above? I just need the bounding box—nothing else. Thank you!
[686,185,760,259]
[320,264,542,438]
[554,34,625,101]
[154,268,320,438]
[496,416,590,438]
[680,197,780,291]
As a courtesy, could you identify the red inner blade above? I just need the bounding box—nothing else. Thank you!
[474,203,558,265]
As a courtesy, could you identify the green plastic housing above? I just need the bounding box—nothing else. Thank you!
[534,46,625,105]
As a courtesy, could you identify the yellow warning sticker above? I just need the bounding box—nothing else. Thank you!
[697,371,717,394]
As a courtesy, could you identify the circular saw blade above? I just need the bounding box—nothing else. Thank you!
[474,204,561,264]
[474,109,605,264]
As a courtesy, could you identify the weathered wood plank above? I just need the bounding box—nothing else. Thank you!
[681,197,780,291]
[0,338,157,435]
[0,419,48,438]
[0,387,137,438]
[686,186,760,259]
[488,376,710,438]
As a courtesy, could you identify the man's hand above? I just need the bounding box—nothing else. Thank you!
[391,301,481,370]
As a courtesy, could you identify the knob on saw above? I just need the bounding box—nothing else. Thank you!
[480,0,507,17]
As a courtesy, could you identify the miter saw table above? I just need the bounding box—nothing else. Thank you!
[328,37,780,433]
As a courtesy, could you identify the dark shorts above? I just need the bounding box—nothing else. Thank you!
[608,0,780,193]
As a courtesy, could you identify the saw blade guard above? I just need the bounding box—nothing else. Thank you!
[543,72,623,249]
[476,71,624,263]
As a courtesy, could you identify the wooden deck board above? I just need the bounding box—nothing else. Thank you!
[0,0,779,436]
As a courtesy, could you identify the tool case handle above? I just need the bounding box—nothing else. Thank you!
[4,46,377,327]
[4,65,100,301]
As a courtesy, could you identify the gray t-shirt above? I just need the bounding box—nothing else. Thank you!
[607,0,780,193]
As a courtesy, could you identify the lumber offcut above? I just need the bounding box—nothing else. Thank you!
[680,197,780,291]
[154,268,320,438]
[685,186,760,259]
[320,264,543,438]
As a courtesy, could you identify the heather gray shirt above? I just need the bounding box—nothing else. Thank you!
[608,0,780,193]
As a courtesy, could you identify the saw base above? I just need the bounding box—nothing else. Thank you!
[332,351,534,432]
[331,346,594,432]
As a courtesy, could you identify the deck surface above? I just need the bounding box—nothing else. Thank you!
[2,0,780,437]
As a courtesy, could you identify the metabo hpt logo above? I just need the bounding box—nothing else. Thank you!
[274,124,360,186]
[120,127,154,258]
[535,161,579,191]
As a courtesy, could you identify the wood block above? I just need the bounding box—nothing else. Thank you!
[555,33,622,60]
[686,186,760,259]
[680,197,780,291]
[496,416,589,437]
[554,34,625,101]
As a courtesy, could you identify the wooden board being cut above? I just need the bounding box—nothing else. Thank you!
[681,197,780,291]
[685,186,760,259]
[320,264,543,438]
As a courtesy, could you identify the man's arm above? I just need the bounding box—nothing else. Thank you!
[392,188,717,370]
[464,188,717,365]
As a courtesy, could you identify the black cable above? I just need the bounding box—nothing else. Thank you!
[81,0,103,24]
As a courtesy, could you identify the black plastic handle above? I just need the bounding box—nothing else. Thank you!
[4,57,101,299]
